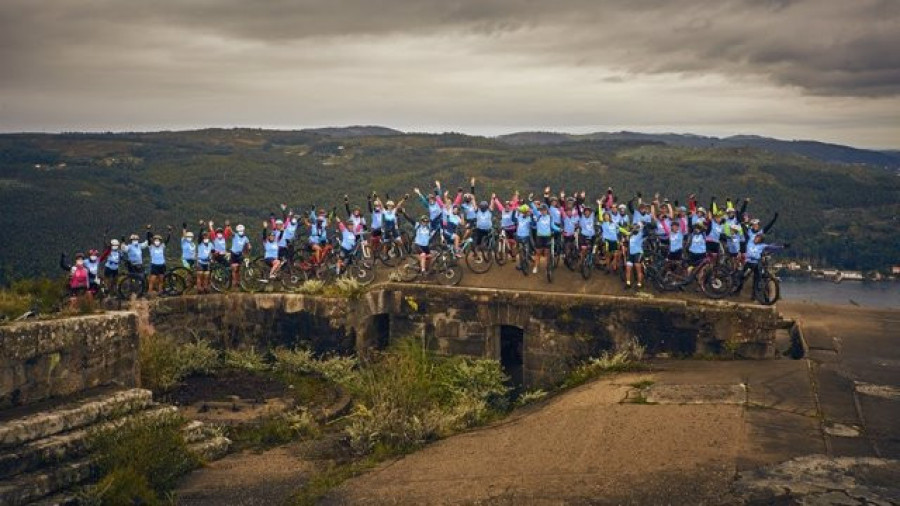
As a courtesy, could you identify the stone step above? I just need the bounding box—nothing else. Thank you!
[0,456,93,506]
[0,405,177,480]
[182,420,220,445]
[189,435,232,462]
[0,389,153,449]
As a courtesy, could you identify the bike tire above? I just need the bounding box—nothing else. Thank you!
[494,240,509,266]
[381,242,405,267]
[162,271,187,297]
[581,253,593,280]
[465,246,493,274]
[209,262,231,292]
[701,264,733,300]
[755,275,780,305]
[436,258,464,286]
[239,258,267,293]
[348,259,376,286]
[398,257,421,283]
[168,266,195,293]
[117,274,145,300]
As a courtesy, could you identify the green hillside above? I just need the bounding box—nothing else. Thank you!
[1,129,898,283]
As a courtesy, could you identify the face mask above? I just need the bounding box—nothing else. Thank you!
[89,255,97,261]
[153,240,161,246]
[216,234,223,240]
[291,219,298,225]
[75,259,84,266]
[132,240,138,245]
[203,239,210,244]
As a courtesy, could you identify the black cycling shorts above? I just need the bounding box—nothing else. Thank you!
[415,245,430,255]
[689,252,706,265]
[197,262,210,272]
[579,235,594,248]
[627,253,643,265]
[705,241,719,254]
[264,258,277,267]
[150,264,166,276]
[535,236,551,249]
[667,250,683,261]
[604,240,618,253]
[103,267,118,278]
[230,253,244,265]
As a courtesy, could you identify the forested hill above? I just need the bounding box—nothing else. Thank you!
[498,131,900,169]
[1,128,898,283]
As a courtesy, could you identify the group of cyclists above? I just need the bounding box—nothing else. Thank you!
[61,178,786,306]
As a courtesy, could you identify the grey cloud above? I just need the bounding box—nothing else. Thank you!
[2,0,898,97]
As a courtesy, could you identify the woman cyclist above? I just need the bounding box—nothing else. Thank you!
[147,227,171,296]
[230,224,251,289]
[196,232,213,293]
[530,202,560,275]
[60,252,91,309]
[261,225,282,281]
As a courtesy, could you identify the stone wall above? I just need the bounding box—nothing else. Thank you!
[0,313,138,409]
[141,294,355,355]
[356,285,780,388]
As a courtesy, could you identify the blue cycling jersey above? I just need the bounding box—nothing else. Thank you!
[340,228,357,251]
[149,243,165,266]
[231,234,250,255]
[579,215,596,237]
[515,216,533,239]
[105,249,121,269]
[669,230,684,252]
[263,240,279,260]
[601,221,618,242]
[414,224,431,247]
[535,214,557,237]
[127,241,145,264]
[628,229,645,255]
[197,242,212,263]
[475,210,493,230]
[688,233,706,254]
[181,238,196,261]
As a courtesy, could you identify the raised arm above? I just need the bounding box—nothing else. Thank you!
[763,212,779,233]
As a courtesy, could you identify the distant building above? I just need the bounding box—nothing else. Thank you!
[892,265,900,275]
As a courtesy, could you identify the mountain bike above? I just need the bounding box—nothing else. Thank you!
[562,233,579,272]
[516,237,533,276]
[752,254,781,305]
[340,241,376,285]
[580,238,597,280]
[656,254,731,299]
[463,234,494,274]
[545,236,556,283]
[493,228,517,266]
[209,256,232,292]
[398,244,463,286]
[117,264,146,299]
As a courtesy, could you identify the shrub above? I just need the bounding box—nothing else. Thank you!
[272,347,358,385]
[343,337,509,455]
[227,408,319,450]
[87,410,199,501]
[296,279,325,295]
[140,335,220,392]
[78,467,160,506]
[326,277,365,299]
[223,347,268,373]
[515,389,548,407]
[0,291,31,321]
[563,338,647,389]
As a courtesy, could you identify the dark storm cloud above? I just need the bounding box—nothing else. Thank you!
[1,0,898,97]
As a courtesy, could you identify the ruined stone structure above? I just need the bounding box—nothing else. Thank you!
[143,284,780,389]
[0,285,779,503]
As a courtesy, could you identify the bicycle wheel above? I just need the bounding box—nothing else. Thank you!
[209,262,231,292]
[581,252,593,280]
[436,256,464,286]
[280,264,308,292]
[517,244,529,276]
[239,258,267,293]
[381,241,405,267]
[755,275,780,305]
[117,274,145,299]
[546,253,554,283]
[701,264,732,299]
[348,259,376,285]
[168,267,195,294]
[494,238,509,266]
[398,257,421,282]
[162,271,187,297]
[465,245,493,274]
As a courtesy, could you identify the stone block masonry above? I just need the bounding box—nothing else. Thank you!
[0,313,138,409]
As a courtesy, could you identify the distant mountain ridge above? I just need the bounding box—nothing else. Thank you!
[496,131,900,169]
[300,126,403,137]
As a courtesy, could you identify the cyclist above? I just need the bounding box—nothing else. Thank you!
[381,194,408,254]
[706,207,726,256]
[230,224,251,289]
[403,212,435,274]
[196,232,213,294]
[665,219,685,267]
[336,219,358,273]
[561,197,579,263]
[208,221,231,266]
[513,204,535,271]
[98,239,123,283]
[368,192,385,255]
[306,208,330,264]
[624,223,651,289]
[261,225,282,281]
[85,250,101,294]
[741,233,786,299]
[443,205,464,257]
[125,231,149,276]
[60,252,91,309]
[473,199,494,260]
[147,227,172,296]
[613,203,630,228]
[413,181,444,233]
[687,222,708,266]
[544,187,564,260]
[461,178,478,238]
[493,191,521,256]
[344,195,368,243]
[724,223,744,269]
[600,211,622,273]
[575,198,597,268]
[181,224,197,270]
[629,193,653,228]
[530,202,560,275]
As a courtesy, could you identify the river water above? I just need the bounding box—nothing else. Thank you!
[780,277,900,309]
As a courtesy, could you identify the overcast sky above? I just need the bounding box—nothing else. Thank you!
[1,0,898,148]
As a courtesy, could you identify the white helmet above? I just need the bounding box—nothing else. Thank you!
[110,239,120,247]
[235,224,245,234]
[617,204,626,211]
[185,231,194,239]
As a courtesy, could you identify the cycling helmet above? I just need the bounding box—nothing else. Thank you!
[479,201,488,210]
[74,252,85,260]
[540,203,548,210]
[678,206,687,213]
[88,249,99,256]
[617,204,626,211]
[419,215,428,222]
[518,205,529,214]
[110,239,120,247]
[152,234,162,241]
[185,231,194,239]
[697,207,706,214]
[275,219,284,226]
[750,218,761,225]
[726,207,735,214]
[730,224,741,232]
[235,224,245,234]
[386,200,395,208]
[267,230,276,238]
[129,234,139,241]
